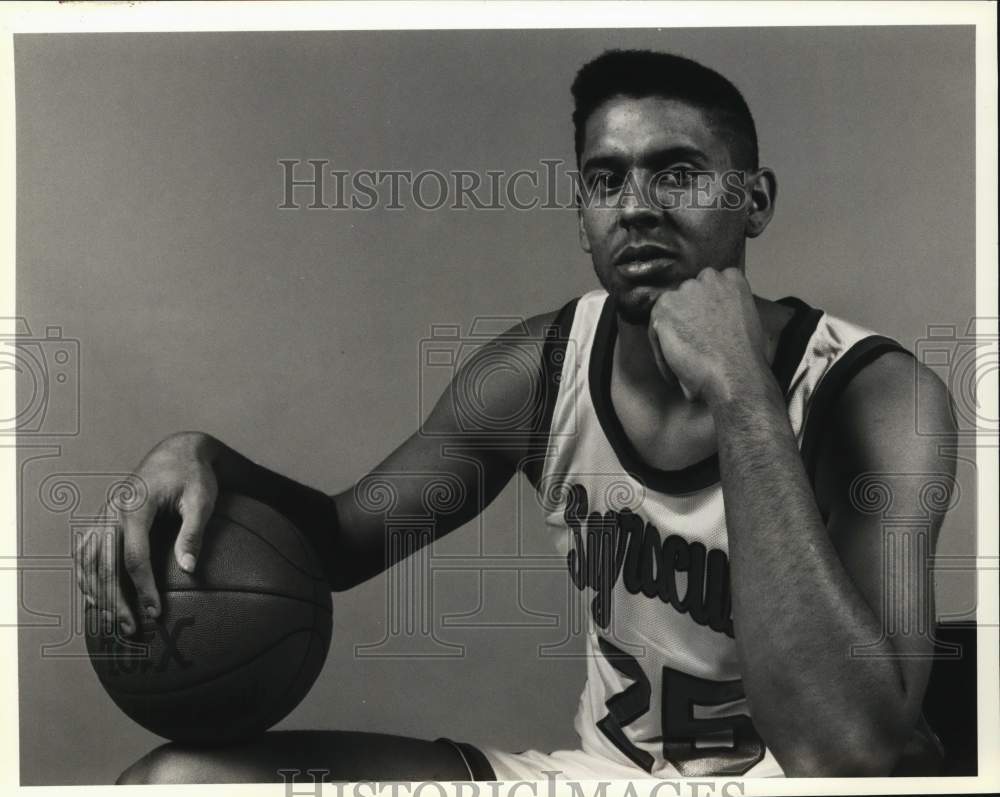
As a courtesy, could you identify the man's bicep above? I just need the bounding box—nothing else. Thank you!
[815,353,957,699]
[331,311,559,585]
[329,427,512,589]
[335,427,515,542]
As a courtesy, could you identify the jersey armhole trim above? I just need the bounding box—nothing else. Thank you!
[773,297,825,396]
[800,334,915,487]
[434,738,498,781]
[521,297,579,487]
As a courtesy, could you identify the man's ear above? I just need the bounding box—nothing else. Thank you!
[744,167,777,239]
[577,204,592,253]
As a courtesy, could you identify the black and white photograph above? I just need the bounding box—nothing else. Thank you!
[4,2,997,794]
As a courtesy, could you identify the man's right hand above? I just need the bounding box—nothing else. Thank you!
[75,431,221,637]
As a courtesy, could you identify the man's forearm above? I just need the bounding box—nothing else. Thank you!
[204,432,516,593]
[710,375,906,775]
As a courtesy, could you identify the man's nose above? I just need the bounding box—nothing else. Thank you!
[618,174,660,229]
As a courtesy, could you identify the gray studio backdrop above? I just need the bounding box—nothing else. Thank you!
[16,28,976,785]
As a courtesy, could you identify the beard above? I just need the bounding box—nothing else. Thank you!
[606,281,664,327]
[593,257,684,327]
[614,291,655,325]
[594,266,654,326]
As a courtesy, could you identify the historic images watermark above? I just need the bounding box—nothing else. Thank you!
[20,313,995,668]
[277,160,751,213]
[279,770,748,797]
[1,316,80,438]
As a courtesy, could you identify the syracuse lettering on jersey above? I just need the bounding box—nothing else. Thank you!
[562,483,734,637]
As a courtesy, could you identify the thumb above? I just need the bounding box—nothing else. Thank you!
[174,481,217,573]
[647,321,696,402]
[647,321,671,382]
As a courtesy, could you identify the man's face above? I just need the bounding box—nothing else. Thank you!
[577,95,750,325]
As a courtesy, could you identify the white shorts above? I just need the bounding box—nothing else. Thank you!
[482,747,664,781]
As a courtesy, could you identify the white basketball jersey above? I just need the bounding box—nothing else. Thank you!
[530,288,906,778]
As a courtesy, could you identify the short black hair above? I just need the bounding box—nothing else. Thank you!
[571,50,759,171]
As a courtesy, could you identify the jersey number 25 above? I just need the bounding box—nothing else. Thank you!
[596,637,766,776]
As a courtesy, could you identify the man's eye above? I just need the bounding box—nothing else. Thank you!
[658,167,694,186]
[590,171,624,190]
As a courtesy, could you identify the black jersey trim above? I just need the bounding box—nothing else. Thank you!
[772,297,826,395]
[521,297,579,487]
[799,334,914,487]
[434,738,498,781]
[588,295,822,495]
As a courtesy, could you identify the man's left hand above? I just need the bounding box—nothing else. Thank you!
[646,267,770,405]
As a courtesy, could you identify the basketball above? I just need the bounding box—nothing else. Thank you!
[86,492,333,744]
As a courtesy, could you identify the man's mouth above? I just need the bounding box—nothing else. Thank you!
[614,244,678,280]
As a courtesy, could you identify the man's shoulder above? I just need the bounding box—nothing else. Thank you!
[836,350,953,437]
[791,300,957,484]
[807,317,956,519]
[487,303,570,353]
[442,299,582,436]
[808,304,936,417]
[795,300,916,392]
[817,344,955,490]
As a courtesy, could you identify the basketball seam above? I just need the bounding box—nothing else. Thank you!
[161,587,332,613]
[263,598,322,731]
[101,626,325,696]
[221,601,323,740]
[221,495,314,569]
[213,511,328,582]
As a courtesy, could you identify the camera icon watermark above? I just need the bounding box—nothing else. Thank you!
[0,317,80,437]
[418,315,576,439]
[915,318,998,441]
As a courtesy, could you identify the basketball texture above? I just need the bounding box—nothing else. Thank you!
[86,492,333,744]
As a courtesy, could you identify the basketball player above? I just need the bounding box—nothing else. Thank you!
[75,50,958,782]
